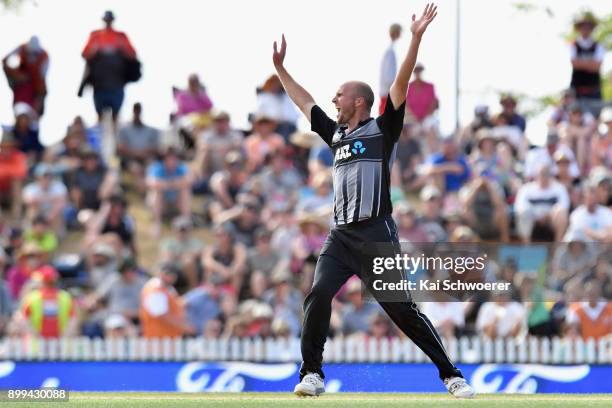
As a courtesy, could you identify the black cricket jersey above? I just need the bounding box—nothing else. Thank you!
[310,95,405,227]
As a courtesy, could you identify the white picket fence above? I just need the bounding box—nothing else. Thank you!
[0,336,610,364]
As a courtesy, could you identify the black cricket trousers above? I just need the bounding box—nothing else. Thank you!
[299,215,463,381]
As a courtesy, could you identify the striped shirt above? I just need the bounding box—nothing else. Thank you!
[311,96,405,226]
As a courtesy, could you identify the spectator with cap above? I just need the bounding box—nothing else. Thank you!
[140,262,194,338]
[18,266,77,338]
[201,223,247,291]
[10,103,43,163]
[5,242,44,300]
[255,74,300,139]
[245,227,282,282]
[551,230,595,291]
[104,313,136,338]
[22,164,68,233]
[418,184,447,243]
[262,268,303,336]
[255,152,302,207]
[553,150,581,210]
[146,146,192,237]
[394,201,429,243]
[244,113,285,172]
[67,146,117,211]
[566,184,612,243]
[285,131,315,181]
[84,257,146,327]
[117,103,160,194]
[23,214,58,260]
[470,128,520,197]
[524,131,579,180]
[515,164,569,242]
[215,193,263,247]
[0,129,27,218]
[566,280,611,340]
[195,111,242,179]
[160,216,203,289]
[291,213,327,274]
[498,94,526,133]
[589,167,611,207]
[569,11,604,111]
[591,106,612,169]
[2,36,48,116]
[459,105,493,154]
[208,150,248,222]
[379,23,402,115]
[80,10,138,122]
[87,242,118,289]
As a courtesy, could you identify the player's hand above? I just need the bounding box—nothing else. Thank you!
[410,3,438,38]
[272,34,287,68]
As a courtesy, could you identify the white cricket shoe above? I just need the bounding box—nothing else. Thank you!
[444,377,475,398]
[294,373,325,397]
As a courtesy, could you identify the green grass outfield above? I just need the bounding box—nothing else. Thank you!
[1,393,611,408]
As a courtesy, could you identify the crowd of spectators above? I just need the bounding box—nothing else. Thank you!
[0,10,610,344]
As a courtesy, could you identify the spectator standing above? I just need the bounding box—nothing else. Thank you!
[0,129,27,218]
[569,11,604,114]
[379,24,402,115]
[80,11,138,123]
[2,36,48,116]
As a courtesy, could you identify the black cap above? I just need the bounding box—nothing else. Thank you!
[103,10,115,21]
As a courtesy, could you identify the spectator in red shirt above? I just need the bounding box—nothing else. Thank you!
[2,36,49,116]
[0,129,27,218]
[406,63,438,123]
[80,11,138,123]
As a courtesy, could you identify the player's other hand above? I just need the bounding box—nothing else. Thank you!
[410,3,438,38]
[272,34,287,68]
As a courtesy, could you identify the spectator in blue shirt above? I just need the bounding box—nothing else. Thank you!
[146,146,192,237]
[426,137,470,194]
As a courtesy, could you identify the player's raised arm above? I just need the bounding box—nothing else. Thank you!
[389,3,437,109]
[273,35,316,122]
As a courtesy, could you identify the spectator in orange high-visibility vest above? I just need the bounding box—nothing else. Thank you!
[20,266,77,338]
[566,280,612,340]
[140,262,194,338]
